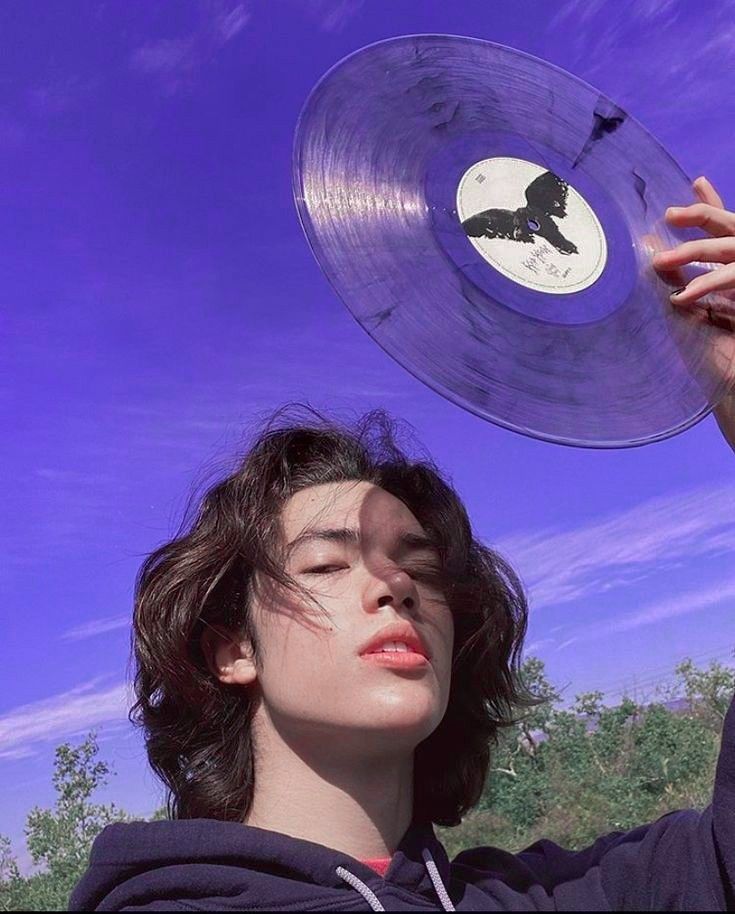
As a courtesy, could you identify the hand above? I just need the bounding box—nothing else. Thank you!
[650,175,735,451]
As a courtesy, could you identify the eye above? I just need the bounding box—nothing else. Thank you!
[405,563,447,592]
[304,564,348,575]
[403,561,442,580]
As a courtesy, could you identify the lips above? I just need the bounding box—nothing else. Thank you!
[358,620,431,659]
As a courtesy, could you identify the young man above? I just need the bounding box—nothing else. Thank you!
[69,180,735,911]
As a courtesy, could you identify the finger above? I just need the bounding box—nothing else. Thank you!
[656,264,688,288]
[665,202,735,237]
[652,257,687,288]
[693,175,726,210]
[652,236,735,269]
[669,262,735,306]
[643,232,688,288]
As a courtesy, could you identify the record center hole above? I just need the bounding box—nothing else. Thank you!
[527,218,541,231]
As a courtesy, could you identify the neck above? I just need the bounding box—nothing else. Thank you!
[243,708,415,860]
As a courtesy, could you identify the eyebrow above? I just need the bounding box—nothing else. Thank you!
[286,527,439,556]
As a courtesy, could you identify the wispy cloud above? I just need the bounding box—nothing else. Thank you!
[0,678,132,762]
[523,638,557,657]
[302,0,364,32]
[558,573,735,649]
[130,1,250,95]
[493,482,735,611]
[547,0,735,126]
[60,615,131,642]
[550,0,679,28]
[216,3,251,41]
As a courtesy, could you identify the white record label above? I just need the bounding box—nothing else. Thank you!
[456,157,608,294]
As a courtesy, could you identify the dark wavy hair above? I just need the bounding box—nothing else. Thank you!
[128,404,538,827]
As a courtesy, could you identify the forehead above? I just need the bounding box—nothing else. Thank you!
[281,481,423,542]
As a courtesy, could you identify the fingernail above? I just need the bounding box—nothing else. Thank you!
[670,287,687,300]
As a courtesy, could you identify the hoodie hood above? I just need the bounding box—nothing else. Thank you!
[68,816,456,911]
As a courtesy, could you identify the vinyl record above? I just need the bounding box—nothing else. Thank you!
[293,34,734,448]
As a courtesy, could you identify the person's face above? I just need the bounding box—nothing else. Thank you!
[245,480,455,755]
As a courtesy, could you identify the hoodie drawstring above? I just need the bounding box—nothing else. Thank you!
[420,848,456,911]
[335,848,455,912]
[335,867,386,912]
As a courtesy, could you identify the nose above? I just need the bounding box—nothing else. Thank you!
[366,564,418,613]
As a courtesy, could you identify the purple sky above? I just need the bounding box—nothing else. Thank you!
[3,0,735,875]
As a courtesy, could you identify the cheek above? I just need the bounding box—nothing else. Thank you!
[258,616,346,703]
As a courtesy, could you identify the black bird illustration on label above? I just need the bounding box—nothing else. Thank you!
[461,171,579,255]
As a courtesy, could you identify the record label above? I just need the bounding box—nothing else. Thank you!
[456,157,608,295]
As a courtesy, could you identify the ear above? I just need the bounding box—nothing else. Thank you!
[201,623,258,687]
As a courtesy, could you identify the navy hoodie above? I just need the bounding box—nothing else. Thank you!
[69,694,735,911]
